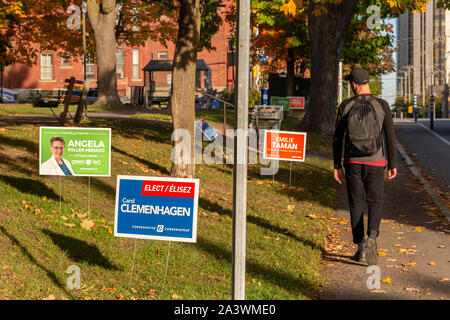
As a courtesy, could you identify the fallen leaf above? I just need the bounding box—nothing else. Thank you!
[439,278,449,282]
[381,277,392,284]
[401,262,417,267]
[370,289,386,293]
[43,295,56,300]
[414,227,424,232]
[429,261,436,266]
[405,287,420,293]
[171,294,181,299]
[81,219,95,230]
[63,223,75,228]
[377,251,387,256]
[438,245,446,248]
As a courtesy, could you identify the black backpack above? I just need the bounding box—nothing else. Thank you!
[344,96,384,157]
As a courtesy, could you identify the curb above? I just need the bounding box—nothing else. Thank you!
[396,140,450,222]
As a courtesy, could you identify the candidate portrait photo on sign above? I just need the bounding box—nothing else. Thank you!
[40,136,75,176]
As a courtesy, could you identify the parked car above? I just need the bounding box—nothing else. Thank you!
[0,88,19,104]
[61,88,98,105]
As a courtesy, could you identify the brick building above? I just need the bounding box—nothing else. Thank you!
[3,3,235,100]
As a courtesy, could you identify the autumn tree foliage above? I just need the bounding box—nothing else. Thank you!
[262,0,429,135]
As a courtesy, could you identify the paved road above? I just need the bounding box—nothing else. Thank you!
[394,119,450,194]
[418,119,450,142]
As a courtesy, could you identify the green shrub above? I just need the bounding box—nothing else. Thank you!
[220,87,261,108]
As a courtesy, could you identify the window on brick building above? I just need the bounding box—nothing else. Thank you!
[40,53,54,80]
[116,50,125,78]
[157,51,168,60]
[132,49,139,79]
[61,53,71,66]
[86,55,95,78]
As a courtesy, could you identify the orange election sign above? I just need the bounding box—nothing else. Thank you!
[263,130,307,162]
[288,96,305,110]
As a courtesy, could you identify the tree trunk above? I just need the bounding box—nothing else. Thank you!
[86,0,122,106]
[286,47,295,97]
[59,77,75,126]
[170,0,201,178]
[298,0,358,135]
[74,79,91,124]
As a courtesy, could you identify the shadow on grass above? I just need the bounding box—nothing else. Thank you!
[247,163,334,209]
[89,177,116,199]
[0,226,75,299]
[99,119,172,144]
[199,197,325,254]
[0,153,35,176]
[112,146,170,175]
[196,236,319,299]
[0,175,59,200]
[0,133,39,154]
[41,229,119,270]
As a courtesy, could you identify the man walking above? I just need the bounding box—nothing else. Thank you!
[333,67,397,266]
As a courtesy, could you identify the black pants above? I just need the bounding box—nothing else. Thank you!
[344,163,385,244]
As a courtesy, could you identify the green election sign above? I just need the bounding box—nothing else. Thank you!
[39,127,111,177]
[270,96,290,111]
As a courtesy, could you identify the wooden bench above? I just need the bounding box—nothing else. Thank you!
[32,90,72,120]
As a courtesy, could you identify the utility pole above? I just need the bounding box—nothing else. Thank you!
[82,1,87,82]
[232,0,250,301]
[0,63,3,104]
[338,60,343,105]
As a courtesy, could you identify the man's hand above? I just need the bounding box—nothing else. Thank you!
[334,168,345,184]
[388,168,397,180]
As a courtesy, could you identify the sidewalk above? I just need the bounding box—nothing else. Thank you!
[318,151,450,300]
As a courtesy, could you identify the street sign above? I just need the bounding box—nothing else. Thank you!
[39,127,111,177]
[263,130,307,162]
[114,175,199,243]
[288,96,305,110]
[408,106,413,114]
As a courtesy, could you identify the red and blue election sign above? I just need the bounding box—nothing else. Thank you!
[114,175,199,243]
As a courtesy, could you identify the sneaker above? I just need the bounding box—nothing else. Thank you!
[365,237,378,266]
[353,249,366,263]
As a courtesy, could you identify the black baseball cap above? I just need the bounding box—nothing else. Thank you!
[344,68,370,84]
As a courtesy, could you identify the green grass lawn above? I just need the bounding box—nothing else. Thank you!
[0,117,335,300]
[0,103,123,117]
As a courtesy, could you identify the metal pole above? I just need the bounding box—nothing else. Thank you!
[0,63,3,104]
[82,1,88,118]
[82,1,87,82]
[338,60,343,105]
[430,94,434,130]
[413,94,418,123]
[232,0,250,301]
